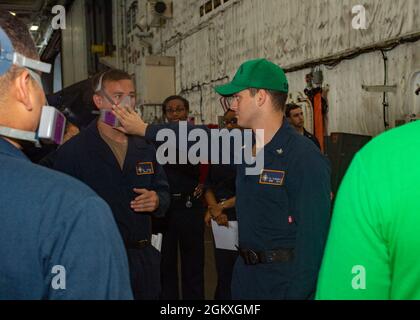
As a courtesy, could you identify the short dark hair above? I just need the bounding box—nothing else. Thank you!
[0,11,39,98]
[162,95,190,113]
[285,103,302,118]
[92,69,132,92]
[249,88,288,112]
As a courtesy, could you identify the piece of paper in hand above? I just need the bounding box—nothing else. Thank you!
[211,220,239,251]
[151,233,163,252]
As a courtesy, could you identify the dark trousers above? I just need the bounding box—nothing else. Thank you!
[231,257,294,300]
[214,248,238,300]
[127,246,161,300]
[157,204,205,300]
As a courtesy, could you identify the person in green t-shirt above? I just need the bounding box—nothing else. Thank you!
[316,120,420,300]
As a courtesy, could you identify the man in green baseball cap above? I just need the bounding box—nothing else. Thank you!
[214,58,331,300]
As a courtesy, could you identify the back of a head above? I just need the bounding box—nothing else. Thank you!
[0,11,38,98]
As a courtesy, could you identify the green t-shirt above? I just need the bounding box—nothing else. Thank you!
[316,121,420,300]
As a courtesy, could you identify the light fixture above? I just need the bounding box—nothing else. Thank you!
[9,11,16,16]
[30,25,39,31]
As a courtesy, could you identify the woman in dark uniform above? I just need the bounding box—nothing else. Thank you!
[153,95,205,300]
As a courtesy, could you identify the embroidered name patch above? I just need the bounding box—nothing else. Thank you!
[259,169,285,186]
[136,162,154,175]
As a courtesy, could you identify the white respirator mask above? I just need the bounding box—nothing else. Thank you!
[95,72,135,128]
[99,96,133,128]
[0,26,66,147]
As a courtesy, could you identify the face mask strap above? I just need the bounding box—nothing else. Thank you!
[95,71,118,107]
[26,68,44,91]
[12,52,51,73]
[95,72,105,92]
[101,90,117,107]
[1,26,51,75]
[0,126,41,147]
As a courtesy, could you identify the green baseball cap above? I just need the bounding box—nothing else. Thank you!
[215,58,289,96]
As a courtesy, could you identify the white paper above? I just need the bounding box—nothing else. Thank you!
[151,233,163,252]
[211,220,239,251]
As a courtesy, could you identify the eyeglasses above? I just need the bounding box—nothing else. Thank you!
[219,95,240,111]
[225,95,240,106]
[165,107,186,114]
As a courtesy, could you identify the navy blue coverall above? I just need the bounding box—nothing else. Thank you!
[53,120,170,300]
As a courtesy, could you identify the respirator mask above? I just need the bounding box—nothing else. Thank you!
[95,72,135,128]
[0,26,66,147]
